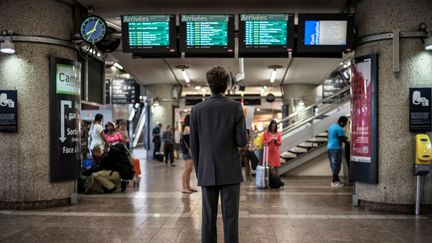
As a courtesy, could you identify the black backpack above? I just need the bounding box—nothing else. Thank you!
[269,173,285,189]
[108,144,134,180]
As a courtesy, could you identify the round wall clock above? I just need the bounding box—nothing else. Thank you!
[80,15,107,44]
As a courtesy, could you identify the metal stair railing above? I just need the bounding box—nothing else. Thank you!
[253,86,350,138]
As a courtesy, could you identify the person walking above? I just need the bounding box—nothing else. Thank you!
[190,66,248,243]
[180,114,197,194]
[327,116,349,188]
[263,120,282,176]
[152,123,162,160]
[162,125,176,166]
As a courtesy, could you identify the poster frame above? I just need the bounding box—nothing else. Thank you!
[350,53,378,184]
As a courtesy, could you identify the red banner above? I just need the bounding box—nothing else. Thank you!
[350,59,372,163]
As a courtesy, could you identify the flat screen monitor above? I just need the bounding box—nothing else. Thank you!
[297,13,354,53]
[121,14,178,57]
[179,14,235,57]
[87,57,105,104]
[239,13,294,57]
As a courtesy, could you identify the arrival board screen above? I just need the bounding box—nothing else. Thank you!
[304,20,347,45]
[180,15,234,57]
[239,14,293,57]
[122,15,177,55]
[242,14,287,46]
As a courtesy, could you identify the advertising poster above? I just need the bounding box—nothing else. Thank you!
[49,57,82,182]
[0,90,17,133]
[350,59,372,163]
[350,54,378,184]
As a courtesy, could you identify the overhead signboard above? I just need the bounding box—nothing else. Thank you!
[350,54,378,184]
[179,14,235,57]
[409,88,432,133]
[49,57,81,182]
[122,14,178,57]
[0,90,17,133]
[239,13,294,57]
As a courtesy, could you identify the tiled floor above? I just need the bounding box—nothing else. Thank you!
[1,149,431,242]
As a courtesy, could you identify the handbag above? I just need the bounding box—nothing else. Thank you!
[181,136,192,156]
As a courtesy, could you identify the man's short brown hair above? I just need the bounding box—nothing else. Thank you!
[206,66,229,95]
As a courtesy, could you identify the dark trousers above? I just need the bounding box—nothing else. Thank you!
[201,183,241,243]
[164,143,174,164]
[153,141,161,159]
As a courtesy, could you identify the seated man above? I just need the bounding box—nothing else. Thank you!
[91,146,121,193]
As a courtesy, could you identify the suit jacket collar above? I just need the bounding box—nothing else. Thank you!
[210,93,225,99]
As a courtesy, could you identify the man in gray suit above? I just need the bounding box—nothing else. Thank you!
[190,66,248,243]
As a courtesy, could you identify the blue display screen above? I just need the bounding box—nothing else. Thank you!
[304,20,347,46]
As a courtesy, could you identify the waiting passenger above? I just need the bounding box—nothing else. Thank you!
[104,121,123,146]
[152,123,163,160]
[163,125,176,166]
[91,146,121,193]
[327,116,349,188]
[180,114,197,194]
[263,120,282,176]
[89,113,109,162]
[117,120,130,148]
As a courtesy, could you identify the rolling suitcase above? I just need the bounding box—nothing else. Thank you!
[256,144,270,189]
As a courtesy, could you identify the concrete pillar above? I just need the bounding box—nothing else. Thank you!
[145,84,179,154]
[0,0,78,209]
[354,0,432,212]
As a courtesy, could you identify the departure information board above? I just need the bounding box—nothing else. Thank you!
[239,14,294,57]
[122,15,178,56]
[180,15,234,57]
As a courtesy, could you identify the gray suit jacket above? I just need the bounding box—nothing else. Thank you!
[190,94,248,187]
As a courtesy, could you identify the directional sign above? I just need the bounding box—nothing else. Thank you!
[59,100,72,142]
[50,57,81,182]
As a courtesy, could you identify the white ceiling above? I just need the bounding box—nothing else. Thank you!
[78,0,352,87]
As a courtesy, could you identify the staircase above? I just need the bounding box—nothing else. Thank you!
[254,87,350,175]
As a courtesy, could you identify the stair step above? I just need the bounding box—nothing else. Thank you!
[280,151,297,159]
[298,142,319,148]
[288,147,308,154]
[308,137,328,143]
[316,132,328,138]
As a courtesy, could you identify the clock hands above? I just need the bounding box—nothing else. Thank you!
[85,19,100,38]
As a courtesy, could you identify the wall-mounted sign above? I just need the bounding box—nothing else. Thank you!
[350,54,378,184]
[49,57,81,182]
[0,90,17,133]
[108,79,140,104]
[409,88,431,133]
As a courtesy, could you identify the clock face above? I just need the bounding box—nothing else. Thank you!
[80,16,107,44]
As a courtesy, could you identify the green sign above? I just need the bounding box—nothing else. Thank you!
[183,15,229,46]
[125,15,170,47]
[241,14,288,46]
[56,64,81,95]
